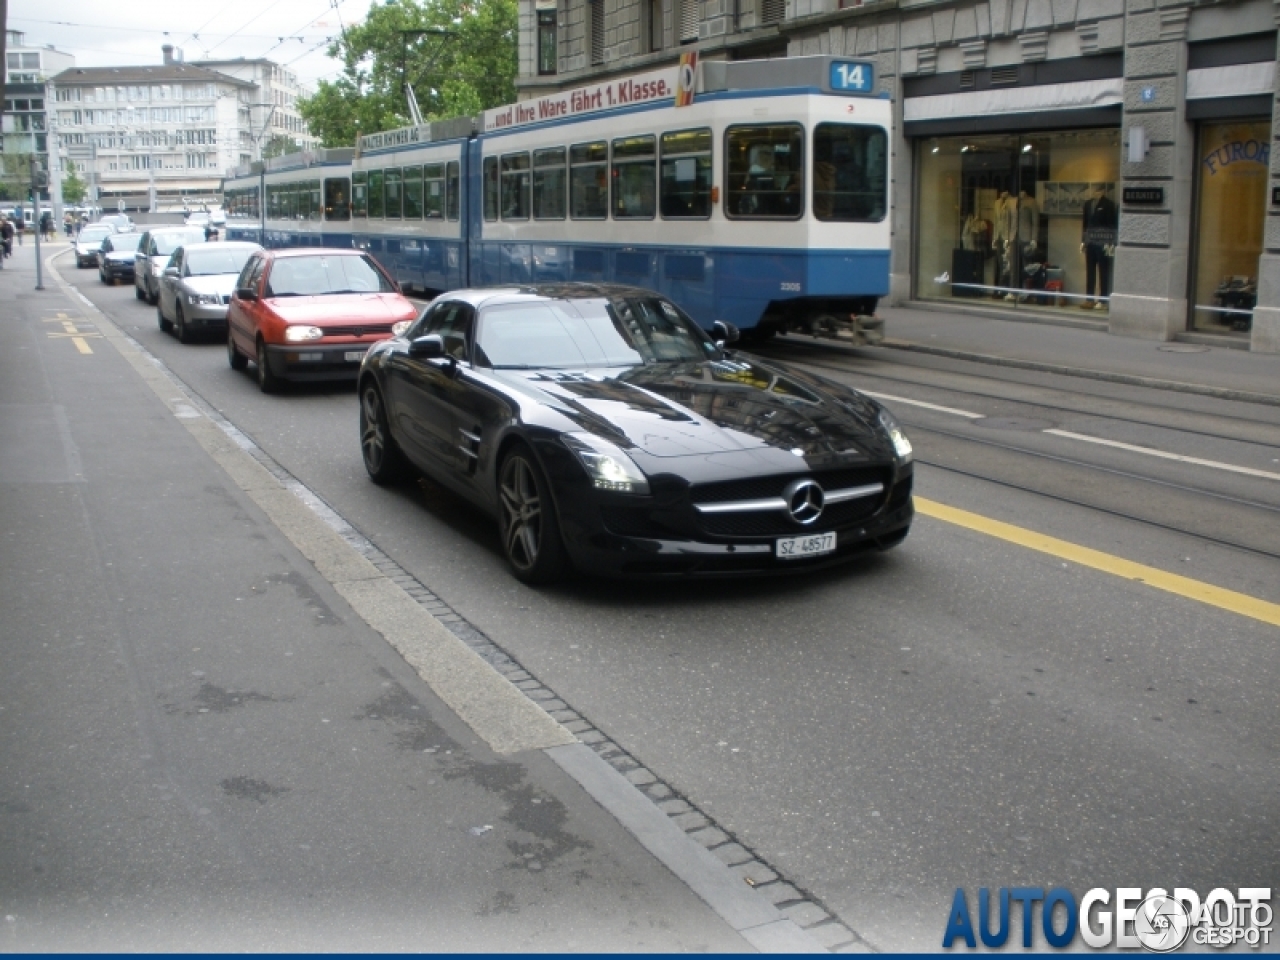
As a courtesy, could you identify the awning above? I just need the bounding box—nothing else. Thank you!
[904,77,1124,124]
[1186,61,1275,100]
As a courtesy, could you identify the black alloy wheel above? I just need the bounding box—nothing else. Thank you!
[227,326,247,371]
[174,303,191,344]
[497,445,567,585]
[256,339,281,394]
[359,382,407,484]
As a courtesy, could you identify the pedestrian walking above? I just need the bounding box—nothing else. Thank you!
[64,213,74,238]
[14,214,24,245]
[1,216,14,259]
[40,210,54,241]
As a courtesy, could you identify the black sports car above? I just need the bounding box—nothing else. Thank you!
[358,284,913,583]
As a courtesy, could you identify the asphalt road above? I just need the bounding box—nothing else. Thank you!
[51,258,1280,951]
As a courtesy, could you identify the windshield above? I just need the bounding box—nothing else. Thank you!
[107,234,143,252]
[186,247,257,277]
[154,231,206,255]
[477,295,714,369]
[264,254,395,297]
[79,226,113,243]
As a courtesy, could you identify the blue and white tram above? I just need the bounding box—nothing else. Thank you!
[350,118,474,296]
[467,55,890,338]
[221,147,355,250]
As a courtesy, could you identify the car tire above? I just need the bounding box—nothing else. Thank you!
[174,303,191,344]
[157,303,172,333]
[359,381,408,485]
[497,444,567,585]
[227,326,247,371]
[135,282,145,301]
[256,339,281,394]
[147,279,159,306]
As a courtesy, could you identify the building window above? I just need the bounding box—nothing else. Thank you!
[537,9,557,76]
[678,0,699,44]
[760,0,785,24]
[590,0,605,65]
[648,0,664,51]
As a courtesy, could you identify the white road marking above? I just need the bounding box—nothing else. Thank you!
[1044,429,1280,482]
[861,390,982,419]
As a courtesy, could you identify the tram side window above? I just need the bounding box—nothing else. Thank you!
[309,180,322,221]
[533,147,566,220]
[726,124,804,219]
[423,163,445,219]
[352,172,368,219]
[660,128,711,219]
[570,141,608,220]
[446,161,460,221]
[292,183,307,221]
[284,185,298,221]
[267,184,280,220]
[325,177,351,221]
[501,153,531,220]
[612,135,656,219]
[385,168,403,220]
[812,123,887,222]
[483,156,499,221]
[401,166,423,219]
[368,170,385,219]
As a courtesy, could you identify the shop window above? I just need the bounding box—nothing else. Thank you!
[914,129,1120,314]
[660,128,712,218]
[570,141,609,219]
[612,135,656,219]
[501,153,531,220]
[533,147,567,220]
[813,123,887,222]
[725,124,803,219]
[1192,120,1269,334]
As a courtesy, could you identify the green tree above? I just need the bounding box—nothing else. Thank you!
[61,160,87,205]
[262,134,302,160]
[298,0,517,148]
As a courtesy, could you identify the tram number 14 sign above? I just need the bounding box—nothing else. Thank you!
[830,61,875,94]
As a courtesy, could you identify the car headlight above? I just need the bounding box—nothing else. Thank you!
[878,408,913,464]
[188,293,222,305]
[284,325,324,342]
[562,432,650,495]
[391,319,411,337]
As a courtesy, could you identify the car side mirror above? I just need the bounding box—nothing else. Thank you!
[235,287,258,302]
[408,334,446,359]
[164,266,179,277]
[713,321,740,347]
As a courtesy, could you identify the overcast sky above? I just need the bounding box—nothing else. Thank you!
[7,0,377,88]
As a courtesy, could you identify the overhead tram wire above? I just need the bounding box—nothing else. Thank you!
[200,0,292,59]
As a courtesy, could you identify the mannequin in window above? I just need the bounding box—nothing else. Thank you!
[1080,183,1117,310]
[1014,187,1040,300]
[991,190,1017,297]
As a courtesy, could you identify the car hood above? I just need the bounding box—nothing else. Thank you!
[495,355,891,461]
[266,293,413,323]
[184,275,238,296]
[76,240,106,253]
[104,251,137,262]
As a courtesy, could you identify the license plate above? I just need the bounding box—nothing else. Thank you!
[776,531,836,559]
[344,350,366,362]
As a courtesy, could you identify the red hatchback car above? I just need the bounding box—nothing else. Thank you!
[226,248,418,393]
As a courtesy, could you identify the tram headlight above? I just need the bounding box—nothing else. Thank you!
[878,408,913,464]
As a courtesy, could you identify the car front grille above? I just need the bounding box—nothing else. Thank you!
[689,466,887,505]
[319,323,394,338]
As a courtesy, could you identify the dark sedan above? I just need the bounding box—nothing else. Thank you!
[357,284,913,583]
[98,232,143,285]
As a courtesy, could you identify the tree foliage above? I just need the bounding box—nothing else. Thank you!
[61,161,87,205]
[298,0,517,148]
[262,134,303,160]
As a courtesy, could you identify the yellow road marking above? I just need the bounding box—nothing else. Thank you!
[915,497,1280,628]
[72,337,93,354]
[43,314,98,353]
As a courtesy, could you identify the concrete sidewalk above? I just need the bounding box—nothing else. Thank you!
[0,241,829,952]
[878,303,1280,406]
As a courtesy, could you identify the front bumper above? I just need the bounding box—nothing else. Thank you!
[262,342,373,382]
[179,297,231,326]
[544,450,914,578]
[102,260,134,279]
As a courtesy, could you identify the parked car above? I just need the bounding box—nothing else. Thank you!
[98,213,133,233]
[98,232,143,284]
[157,241,262,343]
[74,224,116,268]
[134,227,208,304]
[226,248,417,394]
[355,283,915,584]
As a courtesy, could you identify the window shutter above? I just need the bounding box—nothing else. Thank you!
[679,0,699,43]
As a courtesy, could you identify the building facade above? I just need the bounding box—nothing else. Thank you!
[192,55,318,156]
[515,0,1280,351]
[2,30,75,199]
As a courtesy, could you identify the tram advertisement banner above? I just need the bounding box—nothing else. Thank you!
[484,66,681,132]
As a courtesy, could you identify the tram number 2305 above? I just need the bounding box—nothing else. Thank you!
[780,282,802,292]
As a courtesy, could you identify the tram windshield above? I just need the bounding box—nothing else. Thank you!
[813,123,888,222]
